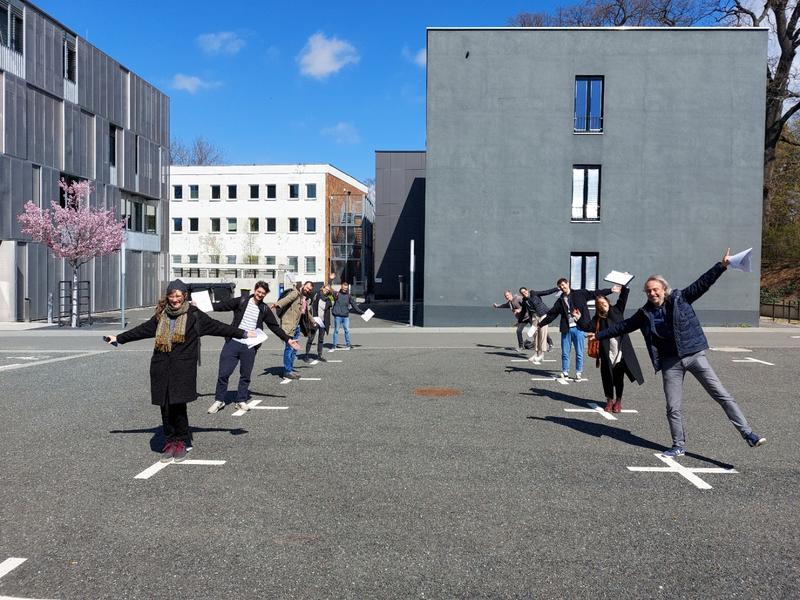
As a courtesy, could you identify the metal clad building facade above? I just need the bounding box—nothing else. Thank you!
[424,28,767,326]
[0,0,169,321]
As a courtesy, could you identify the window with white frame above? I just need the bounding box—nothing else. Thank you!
[249,184,259,200]
[570,252,599,291]
[287,256,299,272]
[210,217,220,232]
[211,185,220,200]
[227,217,237,233]
[227,184,237,200]
[289,184,299,199]
[288,217,299,233]
[187,254,198,264]
[172,255,181,264]
[189,217,199,232]
[305,256,316,273]
[265,255,276,266]
[173,185,183,200]
[189,185,199,200]
[571,166,600,221]
[266,184,276,199]
[249,217,259,232]
[306,183,317,199]
[172,217,183,232]
[266,217,276,232]
[574,76,604,133]
[226,255,237,265]
[306,217,316,233]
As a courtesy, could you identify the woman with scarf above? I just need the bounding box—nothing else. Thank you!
[576,285,644,413]
[105,280,256,462]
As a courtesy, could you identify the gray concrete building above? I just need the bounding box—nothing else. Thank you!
[0,0,169,322]
[424,27,767,326]
[374,151,425,300]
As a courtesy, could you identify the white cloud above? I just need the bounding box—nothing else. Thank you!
[402,46,426,68]
[298,32,359,80]
[170,74,222,94]
[321,122,360,145]
[197,31,246,55]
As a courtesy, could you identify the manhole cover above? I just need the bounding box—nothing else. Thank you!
[414,387,460,397]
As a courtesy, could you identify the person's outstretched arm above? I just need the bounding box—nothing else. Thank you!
[594,310,647,341]
[113,316,159,345]
[614,286,630,314]
[682,249,730,304]
[196,310,249,339]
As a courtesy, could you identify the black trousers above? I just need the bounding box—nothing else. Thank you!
[600,361,628,399]
[160,402,189,443]
[215,339,257,402]
[305,326,325,356]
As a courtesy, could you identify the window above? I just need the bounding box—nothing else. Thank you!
[172,255,182,264]
[189,185,199,200]
[226,255,237,265]
[228,185,237,200]
[134,135,139,175]
[210,217,221,232]
[287,256,299,272]
[265,255,276,266]
[109,125,117,167]
[266,217,276,232]
[145,204,156,234]
[63,36,77,82]
[306,217,316,233]
[289,184,299,199]
[266,184,276,199]
[306,183,317,199]
[227,218,237,233]
[249,184,259,200]
[574,76,604,133]
[173,185,183,200]
[570,252,599,291]
[32,165,41,208]
[211,185,220,200]
[189,217,199,232]
[209,255,220,264]
[173,218,183,232]
[249,217,259,232]
[571,166,600,221]
[1,4,23,54]
[187,255,198,264]
[288,217,299,233]
[305,256,316,273]
[131,201,143,232]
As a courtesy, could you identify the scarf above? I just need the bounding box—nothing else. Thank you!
[154,301,190,353]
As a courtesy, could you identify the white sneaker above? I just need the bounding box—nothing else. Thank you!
[328,348,336,353]
[528,355,541,364]
[207,400,225,414]
[560,371,569,380]
[574,372,584,381]
[234,401,250,412]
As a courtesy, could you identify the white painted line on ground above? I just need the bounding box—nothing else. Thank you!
[7,356,44,361]
[280,377,322,384]
[709,347,752,353]
[556,378,570,386]
[732,357,775,366]
[326,360,343,363]
[308,360,319,365]
[792,335,800,339]
[253,406,289,410]
[0,351,107,373]
[510,359,529,362]
[135,459,226,480]
[0,558,27,580]
[627,453,738,490]
[232,399,261,416]
[531,377,557,382]
[564,402,638,421]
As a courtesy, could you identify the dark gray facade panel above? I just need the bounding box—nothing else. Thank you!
[122,130,134,190]
[425,29,767,327]
[4,74,27,159]
[0,156,11,238]
[25,9,64,98]
[25,87,62,169]
[42,166,59,208]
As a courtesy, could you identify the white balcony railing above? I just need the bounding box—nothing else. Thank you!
[0,45,25,79]
[63,79,78,104]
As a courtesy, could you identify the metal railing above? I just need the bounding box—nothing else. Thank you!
[760,300,800,323]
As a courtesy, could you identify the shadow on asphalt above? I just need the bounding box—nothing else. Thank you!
[109,425,249,452]
[521,387,595,408]
[527,416,734,469]
[197,390,287,401]
[486,351,523,358]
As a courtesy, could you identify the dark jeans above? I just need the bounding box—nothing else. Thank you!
[306,325,325,356]
[515,322,529,349]
[160,402,189,443]
[215,339,257,402]
[600,361,627,399]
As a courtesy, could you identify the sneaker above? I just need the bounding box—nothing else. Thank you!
[574,372,583,381]
[284,372,301,380]
[516,347,524,354]
[328,348,336,353]
[527,354,540,364]
[234,401,250,412]
[604,399,614,412]
[560,371,569,380]
[612,399,622,413]
[344,346,352,351]
[317,356,327,363]
[159,441,175,463]
[207,400,225,414]
[172,440,187,462]
[662,446,685,458]
[744,432,766,447]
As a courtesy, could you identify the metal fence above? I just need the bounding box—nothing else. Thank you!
[760,300,800,323]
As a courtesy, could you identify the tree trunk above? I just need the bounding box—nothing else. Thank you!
[71,266,79,328]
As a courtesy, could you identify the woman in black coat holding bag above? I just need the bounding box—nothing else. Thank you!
[105,280,256,462]
[577,286,644,413]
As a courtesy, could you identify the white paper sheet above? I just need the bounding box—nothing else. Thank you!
[192,290,214,313]
[240,329,267,348]
[526,325,537,338]
[603,270,635,286]
[728,247,753,272]
[361,308,375,322]
[313,316,325,329]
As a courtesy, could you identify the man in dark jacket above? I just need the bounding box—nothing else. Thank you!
[331,281,364,351]
[207,281,299,413]
[591,250,766,458]
[304,283,333,362]
[539,279,618,380]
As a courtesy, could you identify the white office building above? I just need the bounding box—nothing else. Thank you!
[169,164,368,299]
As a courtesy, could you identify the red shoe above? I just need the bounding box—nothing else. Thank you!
[612,399,622,413]
[172,440,188,462]
[604,399,614,412]
[159,441,175,463]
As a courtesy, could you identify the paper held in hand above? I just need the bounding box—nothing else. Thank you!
[191,290,214,313]
[526,325,537,338]
[313,316,325,329]
[242,329,267,348]
[361,308,375,322]
[728,247,753,272]
[604,270,635,286]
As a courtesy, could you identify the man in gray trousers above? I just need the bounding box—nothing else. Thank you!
[590,249,766,458]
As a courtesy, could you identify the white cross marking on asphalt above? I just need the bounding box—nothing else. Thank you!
[0,557,58,600]
[231,399,289,416]
[731,357,775,366]
[279,377,322,384]
[530,376,587,385]
[134,459,226,480]
[627,453,738,490]
[7,356,45,360]
[563,402,638,421]
[792,335,800,339]
[511,358,556,362]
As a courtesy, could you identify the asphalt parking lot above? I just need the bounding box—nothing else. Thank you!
[0,322,798,599]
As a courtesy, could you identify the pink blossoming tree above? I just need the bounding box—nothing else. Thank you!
[18,179,125,327]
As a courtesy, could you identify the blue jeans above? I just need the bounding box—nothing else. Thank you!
[283,326,301,374]
[561,326,585,374]
[332,316,350,347]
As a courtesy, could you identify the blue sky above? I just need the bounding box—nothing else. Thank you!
[34,1,560,183]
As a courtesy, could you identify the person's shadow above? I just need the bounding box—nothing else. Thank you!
[109,425,248,453]
[521,387,595,409]
[197,390,286,401]
[527,416,734,469]
[258,366,288,379]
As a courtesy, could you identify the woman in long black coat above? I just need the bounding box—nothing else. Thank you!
[578,286,644,413]
[105,280,254,462]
